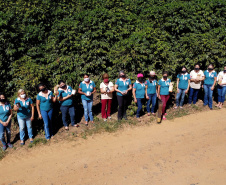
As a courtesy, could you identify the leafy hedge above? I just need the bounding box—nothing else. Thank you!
[1,0,226,102]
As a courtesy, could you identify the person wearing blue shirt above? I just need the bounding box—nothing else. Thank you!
[203,64,217,109]
[57,80,77,130]
[78,74,96,126]
[0,93,13,151]
[145,71,158,115]
[36,83,58,140]
[115,71,132,121]
[14,89,34,145]
[157,71,171,120]
[132,73,146,120]
[174,67,190,109]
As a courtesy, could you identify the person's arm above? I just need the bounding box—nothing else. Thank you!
[5,109,12,126]
[176,78,179,93]
[100,87,106,94]
[132,88,137,103]
[36,99,42,119]
[78,88,87,96]
[30,104,34,121]
[145,85,149,99]
[186,80,190,93]
[114,84,123,94]
[211,77,217,90]
[157,85,161,99]
[127,84,132,91]
[58,92,73,101]
[52,92,58,103]
[91,87,96,94]
[14,104,19,111]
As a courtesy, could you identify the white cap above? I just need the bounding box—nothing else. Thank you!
[150,71,156,75]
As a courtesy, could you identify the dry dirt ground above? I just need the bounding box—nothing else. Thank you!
[0,108,226,185]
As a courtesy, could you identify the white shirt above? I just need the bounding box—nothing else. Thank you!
[190,70,204,89]
[100,82,114,99]
[217,71,226,86]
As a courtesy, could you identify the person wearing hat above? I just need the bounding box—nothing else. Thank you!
[145,71,158,115]
[133,73,146,120]
[115,71,132,121]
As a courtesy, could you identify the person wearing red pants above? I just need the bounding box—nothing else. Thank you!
[100,73,115,121]
[157,71,171,120]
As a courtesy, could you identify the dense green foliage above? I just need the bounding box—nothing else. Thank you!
[1,0,226,101]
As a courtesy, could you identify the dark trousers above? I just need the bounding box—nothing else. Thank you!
[117,95,129,120]
[60,105,75,126]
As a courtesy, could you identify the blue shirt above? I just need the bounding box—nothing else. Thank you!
[115,78,132,96]
[79,81,96,101]
[145,79,157,94]
[37,91,54,111]
[204,70,217,85]
[0,103,11,122]
[58,86,73,106]
[158,78,171,95]
[177,73,191,90]
[133,81,145,99]
[14,98,33,118]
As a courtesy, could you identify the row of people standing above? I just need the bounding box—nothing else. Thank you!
[1,64,226,150]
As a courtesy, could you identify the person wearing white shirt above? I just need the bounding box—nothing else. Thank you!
[188,63,204,105]
[216,66,226,108]
[100,73,115,121]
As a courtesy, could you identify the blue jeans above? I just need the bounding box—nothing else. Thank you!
[0,121,11,146]
[41,109,53,139]
[147,93,157,113]
[176,89,186,107]
[17,116,33,141]
[188,87,200,104]
[136,98,144,118]
[203,84,213,108]
[82,99,93,122]
[218,85,226,103]
[60,106,75,127]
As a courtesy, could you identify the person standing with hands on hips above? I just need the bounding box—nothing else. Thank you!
[203,64,217,110]
[78,74,96,126]
[145,71,158,116]
[157,71,171,120]
[58,80,77,130]
[115,71,132,121]
[133,73,145,121]
[36,83,58,140]
[0,93,13,150]
[14,89,34,145]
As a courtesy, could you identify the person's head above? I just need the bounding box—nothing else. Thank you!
[194,63,200,72]
[162,71,168,80]
[38,83,47,92]
[137,73,144,82]
[102,73,109,83]
[83,74,90,83]
[119,70,126,79]
[208,64,214,71]
[181,66,187,74]
[149,71,156,79]
[224,65,226,73]
[58,80,67,89]
[0,92,6,103]
[18,89,26,99]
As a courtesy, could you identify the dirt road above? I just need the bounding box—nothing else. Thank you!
[0,109,226,185]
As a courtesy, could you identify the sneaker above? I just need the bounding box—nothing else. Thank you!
[179,106,183,109]
[123,116,128,120]
[108,116,112,119]
[136,117,141,122]
[2,145,7,151]
[103,118,107,122]
[7,143,13,148]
